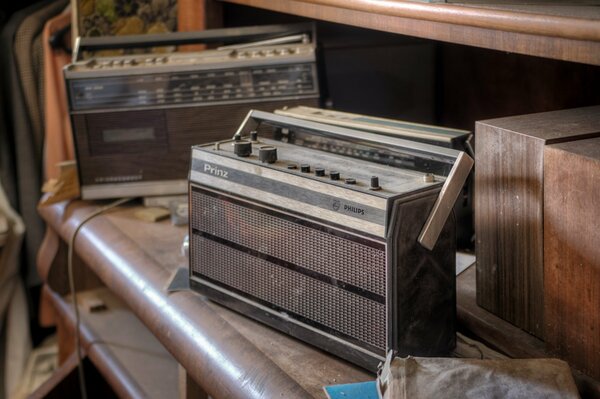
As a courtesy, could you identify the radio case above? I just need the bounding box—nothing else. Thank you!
[188,110,473,370]
[64,24,320,199]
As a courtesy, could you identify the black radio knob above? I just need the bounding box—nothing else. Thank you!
[250,130,259,142]
[330,171,340,180]
[234,140,252,157]
[258,146,277,163]
[301,164,310,173]
[370,176,381,190]
[315,168,325,177]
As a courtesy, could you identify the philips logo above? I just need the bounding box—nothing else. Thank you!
[344,204,365,215]
[203,163,229,178]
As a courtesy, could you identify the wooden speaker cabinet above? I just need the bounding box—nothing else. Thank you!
[475,106,600,338]
[544,137,600,380]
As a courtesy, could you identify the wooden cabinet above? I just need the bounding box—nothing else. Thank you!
[544,137,600,380]
[475,106,600,338]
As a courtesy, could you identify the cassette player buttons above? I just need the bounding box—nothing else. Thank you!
[330,171,340,181]
[315,168,325,177]
[345,178,356,185]
[300,164,310,173]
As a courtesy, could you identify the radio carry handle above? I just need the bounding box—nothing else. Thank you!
[234,109,474,251]
[72,22,316,62]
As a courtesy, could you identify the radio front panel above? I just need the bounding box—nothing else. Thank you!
[189,185,388,360]
[73,98,319,196]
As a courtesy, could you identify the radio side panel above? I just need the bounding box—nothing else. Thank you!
[387,193,456,357]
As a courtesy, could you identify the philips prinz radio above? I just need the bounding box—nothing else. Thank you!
[188,110,473,370]
[65,24,320,199]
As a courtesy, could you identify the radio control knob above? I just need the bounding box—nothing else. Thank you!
[234,134,241,142]
[250,131,258,142]
[330,171,340,180]
[301,164,310,173]
[258,146,277,164]
[370,176,381,190]
[315,168,325,177]
[345,178,356,185]
[234,140,252,157]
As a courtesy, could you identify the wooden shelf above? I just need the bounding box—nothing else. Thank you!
[219,0,600,65]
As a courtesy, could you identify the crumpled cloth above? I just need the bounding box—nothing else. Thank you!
[378,355,579,399]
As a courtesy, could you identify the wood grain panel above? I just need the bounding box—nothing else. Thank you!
[544,138,600,380]
[475,106,600,338]
[220,0,600,65]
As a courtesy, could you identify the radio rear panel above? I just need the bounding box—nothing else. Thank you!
[189,111,472,370]
[65,34,320,199]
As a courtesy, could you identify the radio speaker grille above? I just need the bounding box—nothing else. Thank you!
[190,188,386,351]
[191,190,386,295]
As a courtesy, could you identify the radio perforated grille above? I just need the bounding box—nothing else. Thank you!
[191,234,386,350]
[191,190,386,296]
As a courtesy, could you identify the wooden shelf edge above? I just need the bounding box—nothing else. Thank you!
[298,0,600,42]
[219,0,600,65]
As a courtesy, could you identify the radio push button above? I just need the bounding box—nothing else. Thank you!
[300,164,310,173]
[234,140,252,157]
[345,178,356,185]
[315,168,325,177]
[330,171,340,180]
[287,164,297,170]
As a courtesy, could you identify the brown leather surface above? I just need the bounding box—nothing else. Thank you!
[39,201,371,398]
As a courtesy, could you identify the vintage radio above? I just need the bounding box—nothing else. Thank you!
[64,24,320,199]
[188,110,473,370]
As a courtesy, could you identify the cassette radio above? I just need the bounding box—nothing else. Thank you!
[188,110,473,369]
[65,24,320,199]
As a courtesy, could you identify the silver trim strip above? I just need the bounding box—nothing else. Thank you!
[190,170,386,237]
[81,179,187,200]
